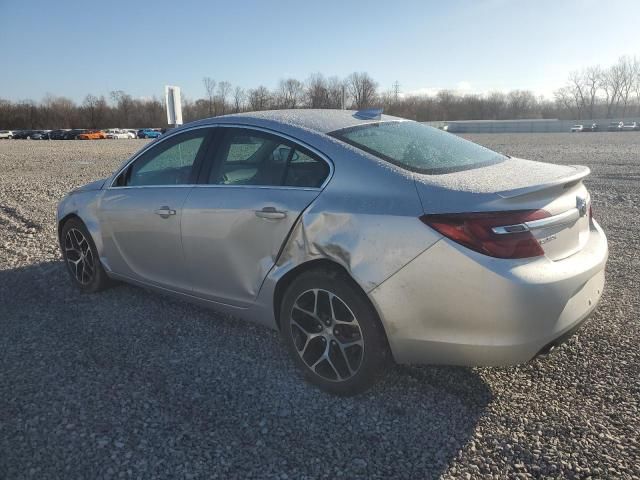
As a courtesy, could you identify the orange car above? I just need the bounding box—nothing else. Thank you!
[77,129,106,140]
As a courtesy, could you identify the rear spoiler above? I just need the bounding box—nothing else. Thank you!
[496,165,590,199]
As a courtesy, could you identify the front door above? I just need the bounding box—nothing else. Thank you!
[100,128,212,292]
[181,127,331,306]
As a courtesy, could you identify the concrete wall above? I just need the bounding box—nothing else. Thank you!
[424,118,640,133]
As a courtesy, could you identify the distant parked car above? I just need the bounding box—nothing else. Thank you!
[61,129,87,140]
[48,129,68,140]
[125,130,137,139]
[571,123,598,132]
[622,121,639,131]
[78,130,106,140]
[12,130,35,139]
[608,121,624,131]
[30,130,51,140]
[137,128,162,139]
[25,130,46,139]
[0,130,13,139]
[105,129,130,139]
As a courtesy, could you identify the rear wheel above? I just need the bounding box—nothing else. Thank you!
[280,269,388,395]
[61,218,112,293]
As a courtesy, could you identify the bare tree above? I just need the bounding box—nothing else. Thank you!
[346,72,378,109]
[436,90,457,120]
[567,70,587,119]
[506,90,538,119]
[110,90,134,126]
[216,81,232,115]
[203,77,216,116]
[600,61,625,118]
[618,56,639,118]
[327,76,345,109]
[82,94,99,128]
[277,78,305,108]
[306,73,329,108]
[247,86,271,111]
[554,86,581,119]
[233,86,245,113]
[485,91,506,119]
[583,66,602,119]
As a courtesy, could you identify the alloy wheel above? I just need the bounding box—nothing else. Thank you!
[64,228,95,285]
[289,289,364,382]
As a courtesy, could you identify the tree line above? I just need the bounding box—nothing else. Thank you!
[1,57,639,130]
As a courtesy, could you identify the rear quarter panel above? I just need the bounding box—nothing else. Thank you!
[249,131,443,328]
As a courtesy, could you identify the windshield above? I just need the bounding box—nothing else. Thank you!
[329,121,506,174]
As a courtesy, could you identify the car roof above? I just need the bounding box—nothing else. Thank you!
[187,109,405,135]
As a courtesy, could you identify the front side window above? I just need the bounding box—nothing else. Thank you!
[329,121,506,174]
[123,131,207,186]
[209,129,329,188]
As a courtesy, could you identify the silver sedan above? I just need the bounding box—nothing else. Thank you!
[57,110,608,395]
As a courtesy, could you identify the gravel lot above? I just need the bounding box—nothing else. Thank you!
[0,134,639,479]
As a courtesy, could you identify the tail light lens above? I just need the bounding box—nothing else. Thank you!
[420,210,550,259]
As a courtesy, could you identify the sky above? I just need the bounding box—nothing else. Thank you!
[1,0,639,103]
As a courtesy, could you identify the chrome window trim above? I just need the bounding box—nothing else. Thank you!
[192,184,321,192]
[105,184,198,190]
[107,123,335,191]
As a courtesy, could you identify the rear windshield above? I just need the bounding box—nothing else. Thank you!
[329,121,506,174]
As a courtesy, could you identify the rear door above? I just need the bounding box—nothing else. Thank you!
[100,128,213,291]
[181,127,331,306]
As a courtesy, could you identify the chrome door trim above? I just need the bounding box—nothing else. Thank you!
[107,123,335,191]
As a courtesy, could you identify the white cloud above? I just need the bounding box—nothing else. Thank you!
[455,81,472,92]
[401,79,560,99]
[402,81,501,98]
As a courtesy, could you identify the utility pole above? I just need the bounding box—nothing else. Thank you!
[392,81,400,103]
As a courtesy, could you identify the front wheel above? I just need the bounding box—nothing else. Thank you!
[60,218,113,293]
[280,269,389,395]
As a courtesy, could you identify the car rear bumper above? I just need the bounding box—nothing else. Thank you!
[369,220,608,366]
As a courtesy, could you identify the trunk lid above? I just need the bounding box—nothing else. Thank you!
[414,157,592,261]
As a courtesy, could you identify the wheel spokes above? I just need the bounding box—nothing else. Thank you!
[64,228,95,285]
[290,288,364,383]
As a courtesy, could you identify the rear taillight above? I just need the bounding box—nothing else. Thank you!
[420,210,550,259]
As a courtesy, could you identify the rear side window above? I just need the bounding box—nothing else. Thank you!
[284,150,329,188]
[329,121,506,174]
[209,128,329,188]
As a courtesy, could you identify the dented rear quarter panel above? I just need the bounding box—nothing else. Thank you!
[248,132,443,329]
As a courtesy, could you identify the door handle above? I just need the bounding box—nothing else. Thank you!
[255,206,287,220]
[154,206,176,218]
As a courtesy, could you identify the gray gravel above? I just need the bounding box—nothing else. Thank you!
[0,134,639,479]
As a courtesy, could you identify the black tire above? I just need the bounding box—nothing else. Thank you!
[280,269,389,395]
[60,218,113,293]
